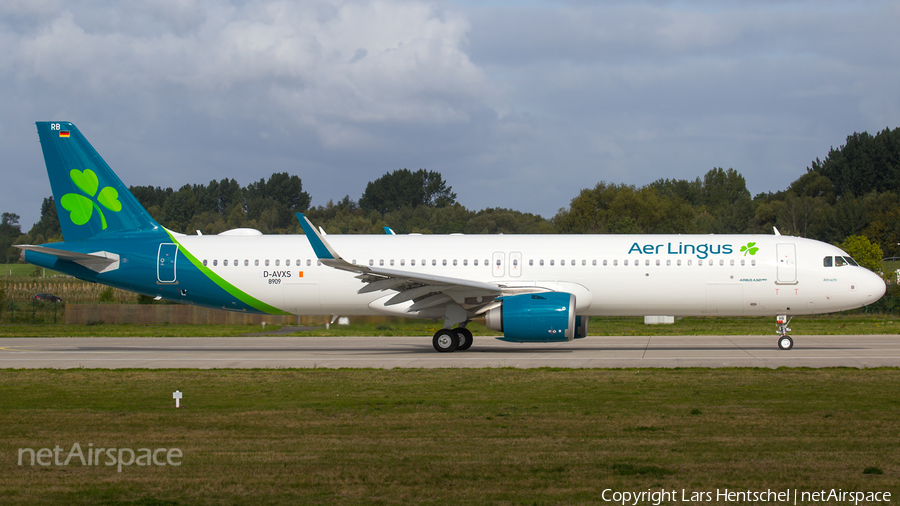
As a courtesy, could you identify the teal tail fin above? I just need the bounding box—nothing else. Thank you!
[36,121,162,241]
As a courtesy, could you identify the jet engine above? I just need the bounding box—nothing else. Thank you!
[485,292,577,342]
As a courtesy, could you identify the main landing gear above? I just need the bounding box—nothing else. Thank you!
[776,314,793,350]
[432,327,474,353]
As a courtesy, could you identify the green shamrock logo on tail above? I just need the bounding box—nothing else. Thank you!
[60,169,122,229]
[740,242,759,256]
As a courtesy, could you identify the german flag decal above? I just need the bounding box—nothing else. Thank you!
[59,131,70,138]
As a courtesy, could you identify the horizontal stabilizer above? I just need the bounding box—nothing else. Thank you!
[16,245,120,273]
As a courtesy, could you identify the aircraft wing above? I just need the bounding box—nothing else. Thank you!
[296,214,504,314]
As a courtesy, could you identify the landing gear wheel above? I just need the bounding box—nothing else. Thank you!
[433,329,459,353]
[455,328,474,351]
[778,335,793,351]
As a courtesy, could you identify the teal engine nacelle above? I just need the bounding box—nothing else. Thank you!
[486,292,578,342]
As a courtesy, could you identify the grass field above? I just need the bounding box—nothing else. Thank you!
[1,313,900,337]
[0,264,63,277]
[0,368,897,505]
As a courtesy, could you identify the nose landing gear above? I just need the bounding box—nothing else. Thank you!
[776,314,793,350]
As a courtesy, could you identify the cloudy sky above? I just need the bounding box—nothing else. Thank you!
[2,0,897,229]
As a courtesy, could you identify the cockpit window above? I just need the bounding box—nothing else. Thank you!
[834,256,846,267]
[823,256,832,267]
[844,256,859,266]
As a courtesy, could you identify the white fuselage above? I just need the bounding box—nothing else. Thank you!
[175,233,885,318]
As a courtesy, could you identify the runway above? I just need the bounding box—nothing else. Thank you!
[1,334,899,368]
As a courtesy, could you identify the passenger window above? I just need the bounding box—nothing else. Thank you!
[729,259,734,266]
[390,259,394,266]
[286,260,291,266]
[464,259,468,266]
[528,260,533,266]
[495,259,501,266]
[202,259,208,266]
[411,259,416,266]
[645,260,650,266]
[687,260,692,266]
[751,259,756,266]
[254,259,259,266]
[317,260,321,266]
[224,260,228,266]
[245,260,249,266]
[602,260,607,266]
[213,260,218,266]
[275,259,280,266]
[453,259,458,266]
[656,259,661,266]
[513,259,518,266]
[571,260,575,266]
[624,260,628,266]
[265,260,270,266]
[307,260,312,266]
[582,260,586,266]
[677,259,682,266]
[379,260,384,266]
[719,260,724,266]
[443,260,448,266]
[551,260,555,266]
[472,259,476,266]
[400,259,405,266]
[741,259,745,266]
[295,259,300,266]
[824,256,833,267]
[540,259,544,266]
[432,260,437,266]
[368,259,374,266]
[592,260,597,266]
[613,260,618,266]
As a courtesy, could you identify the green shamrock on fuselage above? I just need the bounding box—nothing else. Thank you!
[740,242,759,256]
[60,169,122,229]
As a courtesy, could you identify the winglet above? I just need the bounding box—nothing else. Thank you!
[296,213,340,260]
[384,226,396,235]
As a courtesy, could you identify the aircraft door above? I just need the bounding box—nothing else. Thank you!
[776,243,797,284]
[492,251,505,278]
[157,243,178,283]
[509,252,522,277]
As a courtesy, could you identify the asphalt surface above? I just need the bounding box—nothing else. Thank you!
[1,335,899,368]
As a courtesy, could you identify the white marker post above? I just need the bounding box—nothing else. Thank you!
[173,390,182,408]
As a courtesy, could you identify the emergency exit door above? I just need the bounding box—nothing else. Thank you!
[157,243,178,283]
[776,243,797,284]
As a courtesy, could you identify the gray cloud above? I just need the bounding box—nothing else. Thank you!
[1,0,897,229]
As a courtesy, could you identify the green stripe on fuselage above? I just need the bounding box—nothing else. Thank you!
[166,232,290,315]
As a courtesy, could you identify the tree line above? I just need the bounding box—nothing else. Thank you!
[3,127,900,266]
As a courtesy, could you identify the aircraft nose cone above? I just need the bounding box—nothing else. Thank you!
[865,270,886,301]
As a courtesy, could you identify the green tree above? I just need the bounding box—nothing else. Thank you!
[0,213,22,264]
[162,185,198,232]
[552,182,697,234]
[359,169,456,215]
[811,127,900,197]
[839,235,883,274]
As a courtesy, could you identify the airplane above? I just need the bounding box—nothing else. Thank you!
[18,121,886,352]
